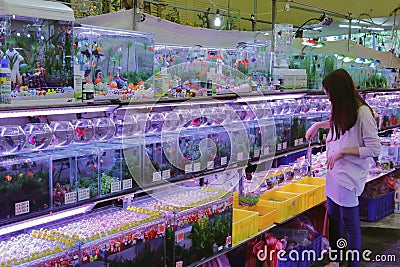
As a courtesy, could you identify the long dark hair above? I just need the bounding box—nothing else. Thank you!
[323,69,371,140]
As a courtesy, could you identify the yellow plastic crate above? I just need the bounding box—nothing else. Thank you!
[241,204,277,231]
[275,183,319,211]
[233,191,240,208]
[232,208,259,246]
[259,191,300,223]
[295,176,326,204]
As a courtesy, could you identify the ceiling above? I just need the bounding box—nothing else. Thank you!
[203,0,400,35]
[268,1,399,37]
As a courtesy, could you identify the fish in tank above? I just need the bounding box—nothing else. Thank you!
[73,25,154,100]
[0,154,50,225]
[0,1,75,103]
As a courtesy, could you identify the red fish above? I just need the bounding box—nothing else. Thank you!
[28,135,35,145]
[75,128,85,138]
[28,172,34,178]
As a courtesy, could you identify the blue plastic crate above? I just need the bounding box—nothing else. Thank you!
[359,190,395,222]
[273,228,322,267]
[299,233,322,267]
[276,150,307,165]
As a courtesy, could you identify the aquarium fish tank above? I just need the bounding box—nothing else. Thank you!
[134,190,232,267]
[154,44,191,73]
[0,154,50,225]
[0,0,75,105]
[73,25,154,101]
[235,42,271,90]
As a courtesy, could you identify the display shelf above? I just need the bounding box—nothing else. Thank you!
[187,223,277,267]
[249,142,322,166]
[366,169,397,183]
[189,197,326,267]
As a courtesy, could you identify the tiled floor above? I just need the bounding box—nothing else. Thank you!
[314,213,400,267]
[360,213,400,267]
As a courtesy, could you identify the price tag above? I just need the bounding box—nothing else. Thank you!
[162,170,171,179]
[254,150,260,158]
[221,156,227,165]
[15,200,30,216]
[153,172,162,182]
[207,161,214,170]
[111,181,121,193]
[158,224,165,234]
[237,152,243,161]
[185,164,193,174]
[122,179,133,190]
[298,138,303,145]
[277,143,282,151]
[294,139,299,146]
[193,162,201,172]
[226,236,232,245]
[282,142,287,150]
[64,192,77,205]
[264,146,270,155]
[78,188,90,201]
[175,231,185,243]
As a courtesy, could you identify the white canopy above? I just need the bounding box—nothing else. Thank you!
[0,0,74,21]
[292,39,400,68]
[77,10,261,48]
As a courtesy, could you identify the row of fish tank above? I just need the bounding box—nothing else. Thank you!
[0,8,398,106]
[0,185,232,267]
[365,92,400,129]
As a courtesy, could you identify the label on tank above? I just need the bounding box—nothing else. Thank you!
[162,170,170,179]
[65,192,77,205]
[123,179,133,190]
[78,188,90,201]
[15,200,30,216]
[111,181,121,193]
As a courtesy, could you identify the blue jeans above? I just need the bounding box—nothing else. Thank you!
[326,197,361,267]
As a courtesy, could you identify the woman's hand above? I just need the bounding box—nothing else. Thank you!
[326,149,343,170]
[305,123,319,142]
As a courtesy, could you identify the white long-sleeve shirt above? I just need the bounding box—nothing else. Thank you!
[325,105,381,206]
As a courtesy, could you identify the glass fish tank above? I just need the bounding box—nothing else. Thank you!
[50,149,78,208]
[143,134,163,185]
[235,42,271,91]
[0,154,50,225]
[98,141,141,196]
[73,147,99,201]
[0,1,75,105]
[73,25,154,101]
[154,44,191,73]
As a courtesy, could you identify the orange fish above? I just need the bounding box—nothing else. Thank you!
[109,74,113,83]
[94,77,102,84]
[28,172,34,178]
[85,77,90,83]
[199,70,207,77]
[148,47,154,51]
[5,175,12,182]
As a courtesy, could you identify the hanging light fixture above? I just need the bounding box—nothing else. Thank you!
[334,54,345,60]
[214,9,221,27]
[342,56,354,63]
[354,57,365,64]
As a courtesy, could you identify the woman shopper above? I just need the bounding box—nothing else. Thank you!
[305,69,381,267]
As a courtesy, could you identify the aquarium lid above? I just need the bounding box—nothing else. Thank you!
[0,0,75,21]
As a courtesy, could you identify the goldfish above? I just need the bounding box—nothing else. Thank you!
[94,77,102,84]
[28,172,34,178]
[5,175,12,182]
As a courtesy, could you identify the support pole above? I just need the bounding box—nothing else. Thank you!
[253,0,257,31]
[133,0,138,31]
[272,0,277,52]
[347,18,352,51]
